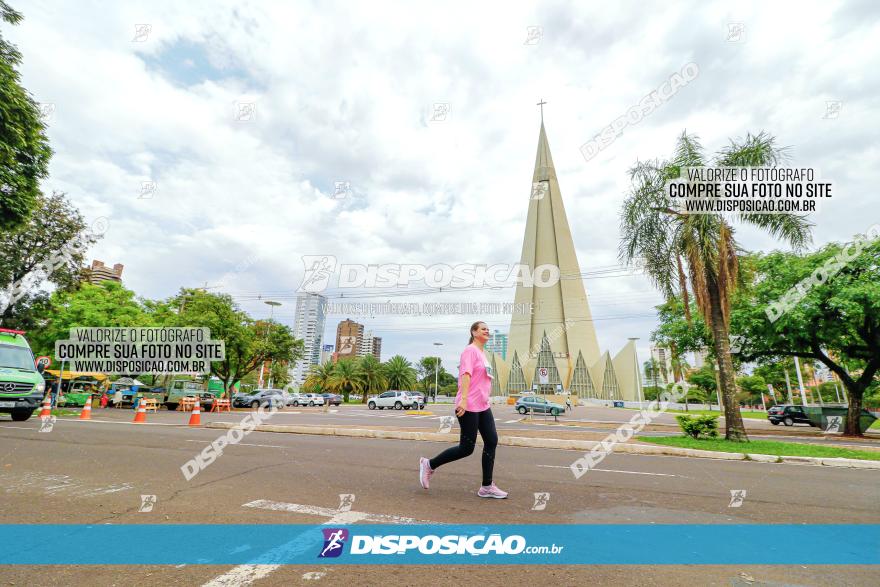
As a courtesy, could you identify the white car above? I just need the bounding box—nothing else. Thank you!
[367,391,423,410]
[290,393,324,407]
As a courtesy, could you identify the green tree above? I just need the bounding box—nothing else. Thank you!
[731,240,880,436]
[328,358,364,402]
[417,356,446,397]
[357,354,387,402]
[30,281,148,358]
[0,192,99,324]
[686,364,718,410]
[620,131,812,440]
[303,361,336,394]
[175,290,301,396]
[382,355,417,391]
[0,2,52,230]
[736,374,767,407]
[651,297,709,381]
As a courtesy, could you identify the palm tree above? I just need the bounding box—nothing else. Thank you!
[357,355,387,403]
[382,355,418,391]
[620,131,812,441]
[303,361,335,394]
[327,358,364,403]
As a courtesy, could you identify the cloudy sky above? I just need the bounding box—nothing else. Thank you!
[8,0,879,368]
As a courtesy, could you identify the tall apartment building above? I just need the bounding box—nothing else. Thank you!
[291,293,327,385]
[358,330,382,361]
[85,260,124,284]
[649,346,675,385]
[335,319,364,359]
[485,330,508,360]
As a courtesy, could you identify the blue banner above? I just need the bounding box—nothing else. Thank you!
[1,525,877,565]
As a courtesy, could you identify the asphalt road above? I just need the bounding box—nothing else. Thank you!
[1,410,878,586]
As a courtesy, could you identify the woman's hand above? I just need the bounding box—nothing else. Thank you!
[455,399,466,417]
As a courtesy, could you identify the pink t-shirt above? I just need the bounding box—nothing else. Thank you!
[455,344,493,413]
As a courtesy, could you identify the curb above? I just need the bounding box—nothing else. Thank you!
[205,422,880,470]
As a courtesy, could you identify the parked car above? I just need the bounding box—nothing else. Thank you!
[767,405,814,427]
[410,392,426,406]
[367,391,423,410]
[321,393,342,406]
[232,391,257,408]
[515,395,564,416]
[302,393,325,406]
[246,389,289,409]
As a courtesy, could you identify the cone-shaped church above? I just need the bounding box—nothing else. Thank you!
[490,121,642,402]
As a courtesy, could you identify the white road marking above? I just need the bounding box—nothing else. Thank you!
[1,471,134,496]
[243,499,437,524]
[185,440,284,449]
[203,502,437,586]
[503,419,520,424]
[0,425,33,429]
[66,419,182,426]
[536,464,681,477]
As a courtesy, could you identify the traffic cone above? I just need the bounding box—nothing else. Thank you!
[133,403,147,423]
[79,396,92,420]
[39,394,52,418]
[188,401,201,426]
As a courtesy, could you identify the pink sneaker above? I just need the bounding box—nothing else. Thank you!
[419,457,434,489]
[477,483,508,499]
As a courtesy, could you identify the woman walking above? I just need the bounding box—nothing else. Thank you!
[419,321,507,498]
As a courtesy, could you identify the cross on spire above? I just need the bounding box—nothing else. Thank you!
[537,99,547,122]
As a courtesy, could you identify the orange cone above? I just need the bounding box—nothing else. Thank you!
[188,401,201,426]
[39,394,52,418]
[133,403,147,423]
[79,396,92,420]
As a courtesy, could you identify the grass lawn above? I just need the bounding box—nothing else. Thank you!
[666,409,767,419]
[638,435,880,461]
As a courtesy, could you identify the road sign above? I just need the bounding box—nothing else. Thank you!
[538,367,549,384]
[35,356,50,370]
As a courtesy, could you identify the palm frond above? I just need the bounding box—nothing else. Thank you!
[736,213,813,251]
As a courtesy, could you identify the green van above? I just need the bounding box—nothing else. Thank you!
[0,328,47,421]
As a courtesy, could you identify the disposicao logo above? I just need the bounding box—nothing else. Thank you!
[318,528,349,558]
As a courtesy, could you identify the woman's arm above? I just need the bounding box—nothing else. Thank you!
[457,373,470,417]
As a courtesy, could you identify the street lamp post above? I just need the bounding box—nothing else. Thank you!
[433,342,443,403]
[259,301,281,388]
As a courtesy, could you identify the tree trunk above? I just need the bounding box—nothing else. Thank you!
[843,383,865,437]
[706,278,748,441]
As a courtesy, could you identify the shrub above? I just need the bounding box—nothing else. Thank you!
[675,414,720,439]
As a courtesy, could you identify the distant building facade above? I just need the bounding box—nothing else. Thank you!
[485,330,508,360]
[358,330,382,361]
[336,319,364,359]
[291,293,327,385]
[85,260,124,284]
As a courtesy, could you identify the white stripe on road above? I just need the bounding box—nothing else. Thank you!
[503,419,519,424]
[536,464,681,477]
[243,499,437,524]
[185,440,284,449]
[203,502,437,586]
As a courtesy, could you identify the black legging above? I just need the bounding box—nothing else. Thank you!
[429,408,497,486]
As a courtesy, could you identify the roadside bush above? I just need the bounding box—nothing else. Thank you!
[675,414,719,439]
